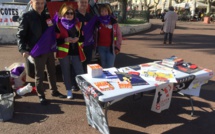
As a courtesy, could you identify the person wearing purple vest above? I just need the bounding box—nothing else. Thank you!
[17,0,66,105]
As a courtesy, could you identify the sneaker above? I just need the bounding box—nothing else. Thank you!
[67,90,73,99]
[52,91,66,98]
[72,86,80,92]
[39,96,49,105]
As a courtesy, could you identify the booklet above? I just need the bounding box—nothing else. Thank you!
[128,65,141,71]
[94,81,114,91]
[115,72,149,86]
[117,81,132,89]
[103,70,118,79]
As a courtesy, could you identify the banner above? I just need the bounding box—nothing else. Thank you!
[0,4,26,26]
[179,79,208,96]
[151,83,173,113]
[76,76,109,134]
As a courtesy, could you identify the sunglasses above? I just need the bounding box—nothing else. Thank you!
[65,12,74,15]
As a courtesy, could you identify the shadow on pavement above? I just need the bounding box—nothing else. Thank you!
[10,97,86,124]
[11,101,64,124]
[108,92,214,131]
[106,80,215,132]
[174,25,215,30]
[110,126,148,134]
[163,108,215,134]
[198,80,215,102]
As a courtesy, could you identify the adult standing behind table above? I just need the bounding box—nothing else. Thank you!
[95,5,122,68]
[55,5,84,99]
[163,6,178,44]
[17,0,66,105]
[75,0,94,73]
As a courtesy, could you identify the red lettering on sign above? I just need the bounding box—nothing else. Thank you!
[156,103,160,110]
[4,18,8,22]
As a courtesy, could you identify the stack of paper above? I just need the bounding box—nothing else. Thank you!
[87,64,103,78]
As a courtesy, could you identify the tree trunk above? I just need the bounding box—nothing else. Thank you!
[154,6,157,14]
[190,0,196,18]
[206,0,211,14]
[168,0,172,7]
[121,0,127,23]
[162,0,167,13]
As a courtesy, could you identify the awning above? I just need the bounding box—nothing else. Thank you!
[174,2,215,9]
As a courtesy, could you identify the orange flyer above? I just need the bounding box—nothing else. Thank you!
[88,64,102,69]
[94,81,114,91]
[118,81,132,89]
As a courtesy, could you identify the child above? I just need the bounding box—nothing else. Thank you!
[95,5,122,68]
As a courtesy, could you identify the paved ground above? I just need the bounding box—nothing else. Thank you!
[0,19,215,134]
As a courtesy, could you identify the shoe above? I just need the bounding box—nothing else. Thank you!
[169,42,172,44]
[72,86,80,92]
[67,90,74,99]
[67,96,74,99]
[52,91,66,98]
[163,41,166,44]
[39,96,49,105]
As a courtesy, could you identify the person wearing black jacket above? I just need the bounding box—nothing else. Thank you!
[17,0,66,105]
[76,0,93,74]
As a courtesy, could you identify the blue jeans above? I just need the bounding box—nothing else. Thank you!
[59,55,84,90]
[98,46,115,68]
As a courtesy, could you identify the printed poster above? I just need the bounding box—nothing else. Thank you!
[76,76,109,134]
[179,79,208,96]
[141,69,177,83]
[0,4,26,26]
[151,83,174,113]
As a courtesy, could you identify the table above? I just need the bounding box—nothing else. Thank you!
[76,61,213,134]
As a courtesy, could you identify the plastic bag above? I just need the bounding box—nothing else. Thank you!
[5,62,26,89]
[0,93,14,122]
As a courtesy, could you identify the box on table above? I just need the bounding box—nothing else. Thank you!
[87,64,103,78]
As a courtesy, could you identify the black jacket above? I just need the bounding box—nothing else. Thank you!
[17,9,49,53]
[55,23,80,56]
[75,10,92,43]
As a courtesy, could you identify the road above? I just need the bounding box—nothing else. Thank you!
[1,19,215,134]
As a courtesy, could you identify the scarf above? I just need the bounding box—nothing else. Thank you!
[98,15,111,25]
[61,17,77,30]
